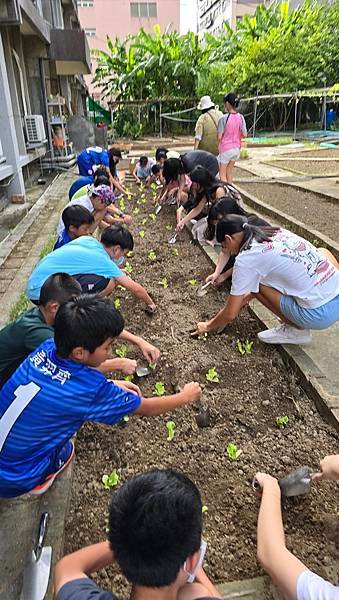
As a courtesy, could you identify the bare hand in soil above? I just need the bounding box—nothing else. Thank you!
[139,341,160,363]
[191,321,209,337]
[119,358,138,375]
[182,382,202,404]
[253,472,281,497]
[123,215,133,226]
[311,454,339,482]
[114,380,142,396]
[144,303,157,314]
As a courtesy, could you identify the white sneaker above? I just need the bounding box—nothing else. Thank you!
[257,324,312,345]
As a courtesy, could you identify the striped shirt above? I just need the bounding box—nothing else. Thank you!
[0,339,141,497]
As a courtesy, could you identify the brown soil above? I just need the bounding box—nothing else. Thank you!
[239,182,339,242]
[65,187,339,596]
[234,166,256,179]
[283,148,339,159]
[266,160,339,176]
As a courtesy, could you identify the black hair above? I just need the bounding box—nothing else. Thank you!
[39,273,82,306]
[223,93,239,108]
[151,164,161,175]
[54,294,124,357]
[108,147,122,159]
[108,468,202,587]
[189,165,238,209]
[162,158,183,185]
[216,214,279,251]
[94,173,110,187]
[62,205,94,232]
[101,224,134,251]
[206,196,248,240]
[139,155,148,165]
[93,165,109,178]
[155,147,168,161]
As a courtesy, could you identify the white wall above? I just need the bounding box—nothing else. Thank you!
[180,0,197,33]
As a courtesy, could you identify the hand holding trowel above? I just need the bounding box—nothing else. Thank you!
[253,465,313,497]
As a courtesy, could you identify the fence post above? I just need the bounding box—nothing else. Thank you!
[293,91,298,140]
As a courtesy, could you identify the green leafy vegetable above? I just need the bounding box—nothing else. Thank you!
[154,381,166,396]
[165,224,172,231]
[142,217,148,225]
[166,420,176,441]
[172,248,179,257]
[226,443,242,461]
[139,230,146,238]
[115,344,128,358]
[202,505,208,513]
[276,415,289,429]
[113,298,121,310]
[188,279,197,286]
[206,367,220,383]
[148,250,157,261]
[125,262,133,274]
[133,207,140,215]
[149,213,156,221]
[102,469,119,489]
[158,277,168,288]
[236,339,253,355]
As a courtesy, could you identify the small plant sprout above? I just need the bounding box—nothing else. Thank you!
[154,381,166,396]
[127,193,132,201]
[236,339,253,356]
[202,505,208,514]
[139,230,146,239]
[125,262,133,274]
[124,374,134,382]
[172,248,179,257]
[159,277,168,288]
[150,182,157,191]
[165,224,172,231]
[276,415,289,429]
[149,362,157,370]
[149,213,156,221]
[188,279,197,286]
[206,367,220,383]
[226,443,242,461]
[113,298,121,310]
[119,199,126,212]
[123,415,129,422]
[133,207,140,215]
[115,344,128,358]
[166,420,176,441]
[127,251,133,258]
[148,250,157,261]
[102,469,119,490]
[142,217,148,225]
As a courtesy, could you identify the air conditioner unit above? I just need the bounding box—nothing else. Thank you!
[24,115,46,144]
[0,138,3,157]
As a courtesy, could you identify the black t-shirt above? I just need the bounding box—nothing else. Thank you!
[181,150,219,177]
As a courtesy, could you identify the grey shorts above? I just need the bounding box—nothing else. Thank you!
[218,148,240,164]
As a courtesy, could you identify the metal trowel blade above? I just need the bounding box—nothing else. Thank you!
[196,281,212,297]
[135,366,151,377]
[168,233,178,245]
[279,465,313,497]
[155,205,162,215]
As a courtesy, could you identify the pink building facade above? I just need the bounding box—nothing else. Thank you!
[78,0,180,98]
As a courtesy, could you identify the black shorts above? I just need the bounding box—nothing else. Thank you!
[74,274,111,294]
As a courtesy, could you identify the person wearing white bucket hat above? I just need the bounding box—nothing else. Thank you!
[194,96,223,156]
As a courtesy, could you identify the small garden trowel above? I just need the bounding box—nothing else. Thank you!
[279,465,313,497]
[196,281,212,298]
[155,204,162,215]
[135,366,150,377]
[168,232,178,245]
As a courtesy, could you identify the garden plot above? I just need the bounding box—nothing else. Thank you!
[265,160,339,176]
[239,182,339,242]
[282,148,339,159]
[65,186,339,596]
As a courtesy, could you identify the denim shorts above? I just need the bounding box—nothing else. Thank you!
[280,294,339,330]
[218,148,240,164]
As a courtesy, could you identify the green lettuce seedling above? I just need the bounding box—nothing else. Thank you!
[149,362,157,370]
[115,344,128,358]
[123,415,129,422]
[159,277,168,288]
[276,415,289,429]
[127,193,132,201]
[139,230,145,239]
[227,443,242,461]
[113,298,121,310]
[102,469,119,489]
[150,182,157,191]
[133,207,140,215]
[206,367,220,383]
[165,224,172,231]
[149,213,156,221]
[202,505,208,513]
[142,217,148,225]
[148,250,157,261]
[166,420,176,441]
[119,199,126,212]
[154,381,166,396]
[124,374,134,382]
[188,279,197,286]
[172,248,179,257]
[236,339,253,355]
[125,262,133,274]
[127,250,133,258]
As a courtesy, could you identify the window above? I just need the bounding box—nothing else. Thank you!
[85,28,96,36]
[77,0,94,6]
[130,2,157,17]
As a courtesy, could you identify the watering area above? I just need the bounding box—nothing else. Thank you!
[0,141,338,599]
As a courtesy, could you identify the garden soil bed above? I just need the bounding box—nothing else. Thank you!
[65,186,339,597]
[239,182,339,242]
[282,148,339,159]
[234,166,256,179]
[266,160,339,176]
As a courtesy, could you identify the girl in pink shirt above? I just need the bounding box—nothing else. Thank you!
[217,93,247,184]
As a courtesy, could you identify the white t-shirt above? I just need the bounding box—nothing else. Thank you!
[230,229,339,309]
[297,569,339,599]
[57,195,94,234]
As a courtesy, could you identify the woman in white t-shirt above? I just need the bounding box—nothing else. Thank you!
[255,456,339,600]
[193,214,339,345]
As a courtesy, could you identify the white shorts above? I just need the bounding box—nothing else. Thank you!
[218,148,240,164]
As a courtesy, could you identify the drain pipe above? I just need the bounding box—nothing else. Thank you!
[38,57,55,168]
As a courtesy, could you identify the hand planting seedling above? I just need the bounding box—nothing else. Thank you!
[276,415,289,429]
[158,277,168,288]
[102,469,119,490]
[236,339,253,355]
[166,420,176,441]
[148,250,157,261]
[172,248,179,257]
[115,344,128,358]
[202,505,208,513]
[227,443,242,461]
[206,367,220,383]
[188,279,198,286]
[149,213,156,221]
[125,262,133,274]
[113,298,121,310]
[154,381,166,396]
[165,224,172,231]
[139,230,146,239]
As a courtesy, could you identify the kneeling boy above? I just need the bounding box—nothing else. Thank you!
[54,205,94,249]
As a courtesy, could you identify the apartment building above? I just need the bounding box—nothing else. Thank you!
[78,0,180,98]
[0,0,91,206]
[197,0,264,36]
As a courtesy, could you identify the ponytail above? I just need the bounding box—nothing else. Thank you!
[216,214,279,251]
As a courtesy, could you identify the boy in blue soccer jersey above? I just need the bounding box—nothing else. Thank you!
[54,205,94,250]
[0,296,201,498]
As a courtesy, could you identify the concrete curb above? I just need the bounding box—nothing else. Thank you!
[194,238,339,434]
[235,185,339,260]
